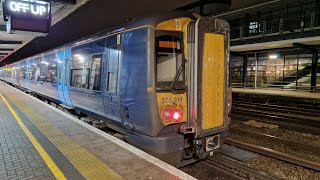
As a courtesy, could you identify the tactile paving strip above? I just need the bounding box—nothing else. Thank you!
[2,89,122,180]
[0,96,55,180]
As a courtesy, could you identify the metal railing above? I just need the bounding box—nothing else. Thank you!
[230,11,320,40]
[231,82,319,92]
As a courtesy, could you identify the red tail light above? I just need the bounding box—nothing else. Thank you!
[161,106,183,123]
[173,111,181,121]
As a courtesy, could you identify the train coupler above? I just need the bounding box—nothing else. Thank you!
[195,134,220,159]
[205,134,220,152]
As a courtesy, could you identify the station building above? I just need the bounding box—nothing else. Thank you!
[182,0,320,92]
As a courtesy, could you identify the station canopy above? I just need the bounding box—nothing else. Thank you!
[0,0,198,66]
[0,0,90,64]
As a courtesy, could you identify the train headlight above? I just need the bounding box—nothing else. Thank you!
[162,107,172,120]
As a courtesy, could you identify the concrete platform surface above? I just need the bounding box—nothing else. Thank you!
[0,81,196,180]
[233,88,320,100]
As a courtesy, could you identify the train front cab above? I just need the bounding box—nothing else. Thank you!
[125,16,230,167]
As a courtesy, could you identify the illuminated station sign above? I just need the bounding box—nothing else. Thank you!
[7,1,49,16]
[3,0,51,33]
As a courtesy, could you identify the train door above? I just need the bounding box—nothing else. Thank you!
[103,39,122,123]
[57,49,73,108]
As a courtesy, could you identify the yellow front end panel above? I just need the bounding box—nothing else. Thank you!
[202,33,225,130]
[156,18,192,32]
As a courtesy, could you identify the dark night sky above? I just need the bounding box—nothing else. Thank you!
[1,0,197,65]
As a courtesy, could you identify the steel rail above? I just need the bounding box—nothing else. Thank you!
[233,100,320,113]
[200,161,246,180]
[229,127,319,152]
[232,107,320,127]
[232,102,320,121]
[233,101,320,118]
[205,154,278,180]
[225,139,320,171]
[232,113,320,135]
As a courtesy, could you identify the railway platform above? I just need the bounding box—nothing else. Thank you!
[232,88,320,106]
[0,81,195,180]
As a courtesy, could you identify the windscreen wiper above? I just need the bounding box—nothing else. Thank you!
[170,60,186,93]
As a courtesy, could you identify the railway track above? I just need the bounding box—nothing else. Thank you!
[202,153,278,180]
[232,102,320,127]
[233,101,320,118]
[227,127,320,172]
[231,101,320,135]
[229,127,319,152]
[232,113,320,135]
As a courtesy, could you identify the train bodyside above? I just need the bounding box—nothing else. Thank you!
[0,12,231,167]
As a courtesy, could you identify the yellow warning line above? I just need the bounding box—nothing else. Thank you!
[1,88,122,179]
[0,94,67,180]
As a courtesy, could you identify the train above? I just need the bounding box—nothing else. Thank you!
[0,12,231,167]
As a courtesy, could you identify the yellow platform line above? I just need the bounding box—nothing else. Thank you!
[0,94,67,180]
[1,89,122,180]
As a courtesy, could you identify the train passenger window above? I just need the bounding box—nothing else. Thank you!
[40,54,57,84]
[19,64,26,80]
[31,58,41,82]
[29,59,39,82]
[12,68,17,79]
[71,68,90,89]
[107,46,119,94]
[71,53,90,89]
[58,61,63,85]
[89,55,102,91]
[156,35,183,82]
[65,59,69,86]
[71,40,104,91]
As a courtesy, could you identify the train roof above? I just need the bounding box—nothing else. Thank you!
[4,11,197,66]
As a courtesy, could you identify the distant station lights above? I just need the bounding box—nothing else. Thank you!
[269,55,279,59]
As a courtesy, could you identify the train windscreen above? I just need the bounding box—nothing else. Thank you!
[156,32,185,91]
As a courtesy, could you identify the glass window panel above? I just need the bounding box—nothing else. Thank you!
[71,39,105,89]
[230,58,243,87]
[29,60,36,81]
[5,66,13,78]
[107,46,119,93]
[41,53,57,84]
[65,59,69,86]
[19,62,26,80]
[108,48,119,71]
[107,72,117,94]
[59,60,63,85]
[71,69,83,88]
[71,69,89,88]
[89,55,102,91]
[156,35,183,82]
